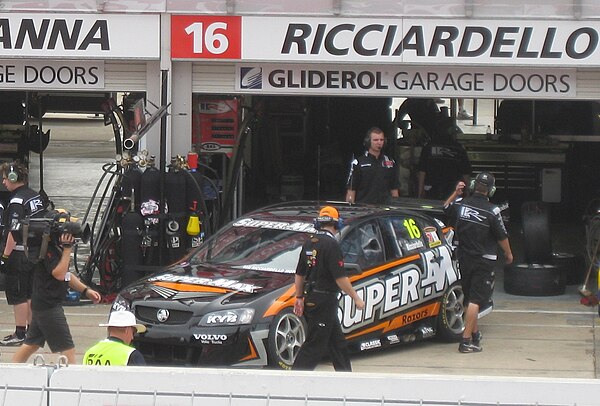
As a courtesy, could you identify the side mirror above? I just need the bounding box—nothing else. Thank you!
[344,262,362,276]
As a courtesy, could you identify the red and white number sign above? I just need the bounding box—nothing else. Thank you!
[171,15,242,59]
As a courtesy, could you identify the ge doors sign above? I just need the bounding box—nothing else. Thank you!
[171,16,242,59]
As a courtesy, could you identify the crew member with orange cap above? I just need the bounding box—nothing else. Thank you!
[292,206,365,371]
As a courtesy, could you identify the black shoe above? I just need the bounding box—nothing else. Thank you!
[458,341,482,353]
[0,333,24,346]
[472,331,482,347]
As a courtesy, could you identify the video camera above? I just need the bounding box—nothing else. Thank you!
[15,209,91,260]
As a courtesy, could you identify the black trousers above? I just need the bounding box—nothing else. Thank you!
[292,292,351,371]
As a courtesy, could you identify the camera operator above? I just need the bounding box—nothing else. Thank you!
[12,233,101,364]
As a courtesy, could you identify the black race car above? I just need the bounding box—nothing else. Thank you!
[111,201,465,369]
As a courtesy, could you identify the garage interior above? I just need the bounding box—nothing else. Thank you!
[0,90,597,293]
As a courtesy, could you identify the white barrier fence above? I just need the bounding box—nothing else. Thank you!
[1,362,600,406]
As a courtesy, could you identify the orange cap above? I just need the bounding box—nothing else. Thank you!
[318,206,339,221]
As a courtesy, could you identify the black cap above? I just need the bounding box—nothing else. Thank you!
[475,172,495,188]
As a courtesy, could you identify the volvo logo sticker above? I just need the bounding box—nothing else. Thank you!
[157,309,170,322]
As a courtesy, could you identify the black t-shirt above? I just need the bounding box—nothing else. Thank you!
[444,193,508,259]
[31,244,68,310]
[6,185,47,245]
[417,142,471,199]
[295,230,346,293]
[346,152,400,204]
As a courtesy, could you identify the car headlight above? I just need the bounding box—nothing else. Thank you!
[198,308,255,326]
[111,294,131,312]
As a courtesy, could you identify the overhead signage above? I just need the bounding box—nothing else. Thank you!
[235,64,577,98]
[172,15,600,66]
[0,60,104,89]
[0,13,160,59]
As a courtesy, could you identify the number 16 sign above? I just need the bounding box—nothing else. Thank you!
[171,15,242,59]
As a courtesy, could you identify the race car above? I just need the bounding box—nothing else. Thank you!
[111,201,464,369]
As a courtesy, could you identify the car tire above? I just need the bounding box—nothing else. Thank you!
[436,282,465,342]
[267,308,306,370]
[504,263,566,296]
[552,252,585,285]
[521,201,552,263]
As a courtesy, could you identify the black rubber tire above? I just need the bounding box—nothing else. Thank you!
[436,282,465,342]
[552,252,586,285]
[521,201,552,263]
[267,308,307,370]
[504,263,566,296]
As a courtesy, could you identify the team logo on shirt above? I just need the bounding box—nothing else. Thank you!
[459,206,486,222]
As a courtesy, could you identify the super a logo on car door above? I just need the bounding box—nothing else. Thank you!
[339,245,457,333]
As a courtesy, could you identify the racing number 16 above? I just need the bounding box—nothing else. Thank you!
[186,22,229,54]
[171,16,241,59]
[403,218,421,239]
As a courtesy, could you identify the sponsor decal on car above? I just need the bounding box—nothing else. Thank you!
[360,339,382,351]
[424,226,442,248]
[193,333,228,344]
[233,218,315,233]
[148,273,260,293]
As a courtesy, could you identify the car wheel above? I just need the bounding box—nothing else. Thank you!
[267,308,306,369]
[436,282,465,342]
[504,263,566,296]
[552,252,585,285]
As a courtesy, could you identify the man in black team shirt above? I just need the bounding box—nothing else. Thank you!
[346,127,400,204]
[292,206,365,371]
[444,172,513,353]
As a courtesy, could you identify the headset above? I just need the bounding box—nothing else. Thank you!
[363,127,387,149]
[313,206,344,230]
[469,172,496,197]
[7,163,19,183]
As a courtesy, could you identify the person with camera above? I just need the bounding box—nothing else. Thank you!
[292,206,365,371]
[345,127,400,204]
[0,162,47,347]
[12,232,101,364]
[443,173,513,353]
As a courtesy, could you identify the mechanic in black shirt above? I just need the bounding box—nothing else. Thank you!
[417,132,472,200]
[443,172,513,353]
[12,232,101,364]
[0,162,47,347]
[346,127,400,204]
[292,206,365,371]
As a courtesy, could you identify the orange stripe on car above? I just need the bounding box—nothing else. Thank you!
[153,282,229,294]
[263,255,421,318]
[240,337,259,361]
[345,303,440,340]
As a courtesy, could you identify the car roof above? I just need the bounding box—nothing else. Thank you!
[244,199,445,226]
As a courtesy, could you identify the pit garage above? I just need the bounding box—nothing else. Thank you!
[1,3,600,299]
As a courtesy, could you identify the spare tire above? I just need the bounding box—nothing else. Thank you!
[521,201,552,263]
[552,252,585,285]
[504,263,566,296]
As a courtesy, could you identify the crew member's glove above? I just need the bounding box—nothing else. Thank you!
[0,254,8,274]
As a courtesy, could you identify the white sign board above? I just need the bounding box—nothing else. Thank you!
[0,60,104,89]
[236,64,577,98]
[242,17,600,66]
[0,13,160,59]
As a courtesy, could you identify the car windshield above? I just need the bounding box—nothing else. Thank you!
[189,220,313,274]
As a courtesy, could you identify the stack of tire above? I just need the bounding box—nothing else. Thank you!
[504,201,583,296]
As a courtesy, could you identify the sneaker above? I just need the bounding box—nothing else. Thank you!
[458,341,482,353]
[457,111,473,120]
[0,333,24,346]
[472,331,482,347]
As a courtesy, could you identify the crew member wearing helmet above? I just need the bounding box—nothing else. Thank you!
[443,172,513,353]
[292,206,365,371]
